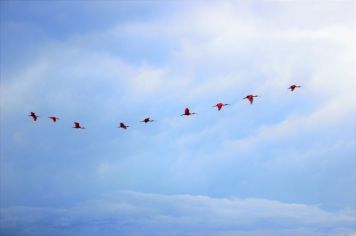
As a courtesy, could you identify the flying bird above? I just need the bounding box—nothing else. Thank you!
[73,122,85,129]
[181,107,197,116]
[213,102,230,111]
[119,122,129,129]
[288,84,301,91]
[29,112,39,121]
[141,117,154,123]
[243,95,259,104]
[48,116,60,122]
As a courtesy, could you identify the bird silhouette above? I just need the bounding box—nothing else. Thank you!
[49,116,60,122]
[288,84,301,91]
[141,117,154,123]
[119,122,129,129]
[29,112,39,121]
[181,107,197,116]
[243,95,259,104]
[73,122,85,129]
[213,102,230,111]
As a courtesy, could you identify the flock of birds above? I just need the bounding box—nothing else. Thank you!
[28,84,302,129]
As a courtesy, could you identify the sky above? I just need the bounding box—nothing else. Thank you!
[0,1,355,235]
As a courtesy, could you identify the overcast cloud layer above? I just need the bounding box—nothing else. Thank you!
[1,1,355,235]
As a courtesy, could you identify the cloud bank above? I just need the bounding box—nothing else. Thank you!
[1,191,355,236]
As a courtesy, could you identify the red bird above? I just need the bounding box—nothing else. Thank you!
[119,122,129,129]
[29,112,39,121]
[243,94,259,104]
[289,84,301,91]
[213,102,230,111]
[181,107,197,116]
[141,117,154,123]
[73,122,85,129]
[48,116,60,122]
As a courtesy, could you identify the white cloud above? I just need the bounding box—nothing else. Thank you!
[1,191,355,236]
[226,94,354,153]
[1,1,354,116]
[0,46,187,119]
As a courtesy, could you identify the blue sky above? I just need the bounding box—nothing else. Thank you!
[0,1,355,235]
